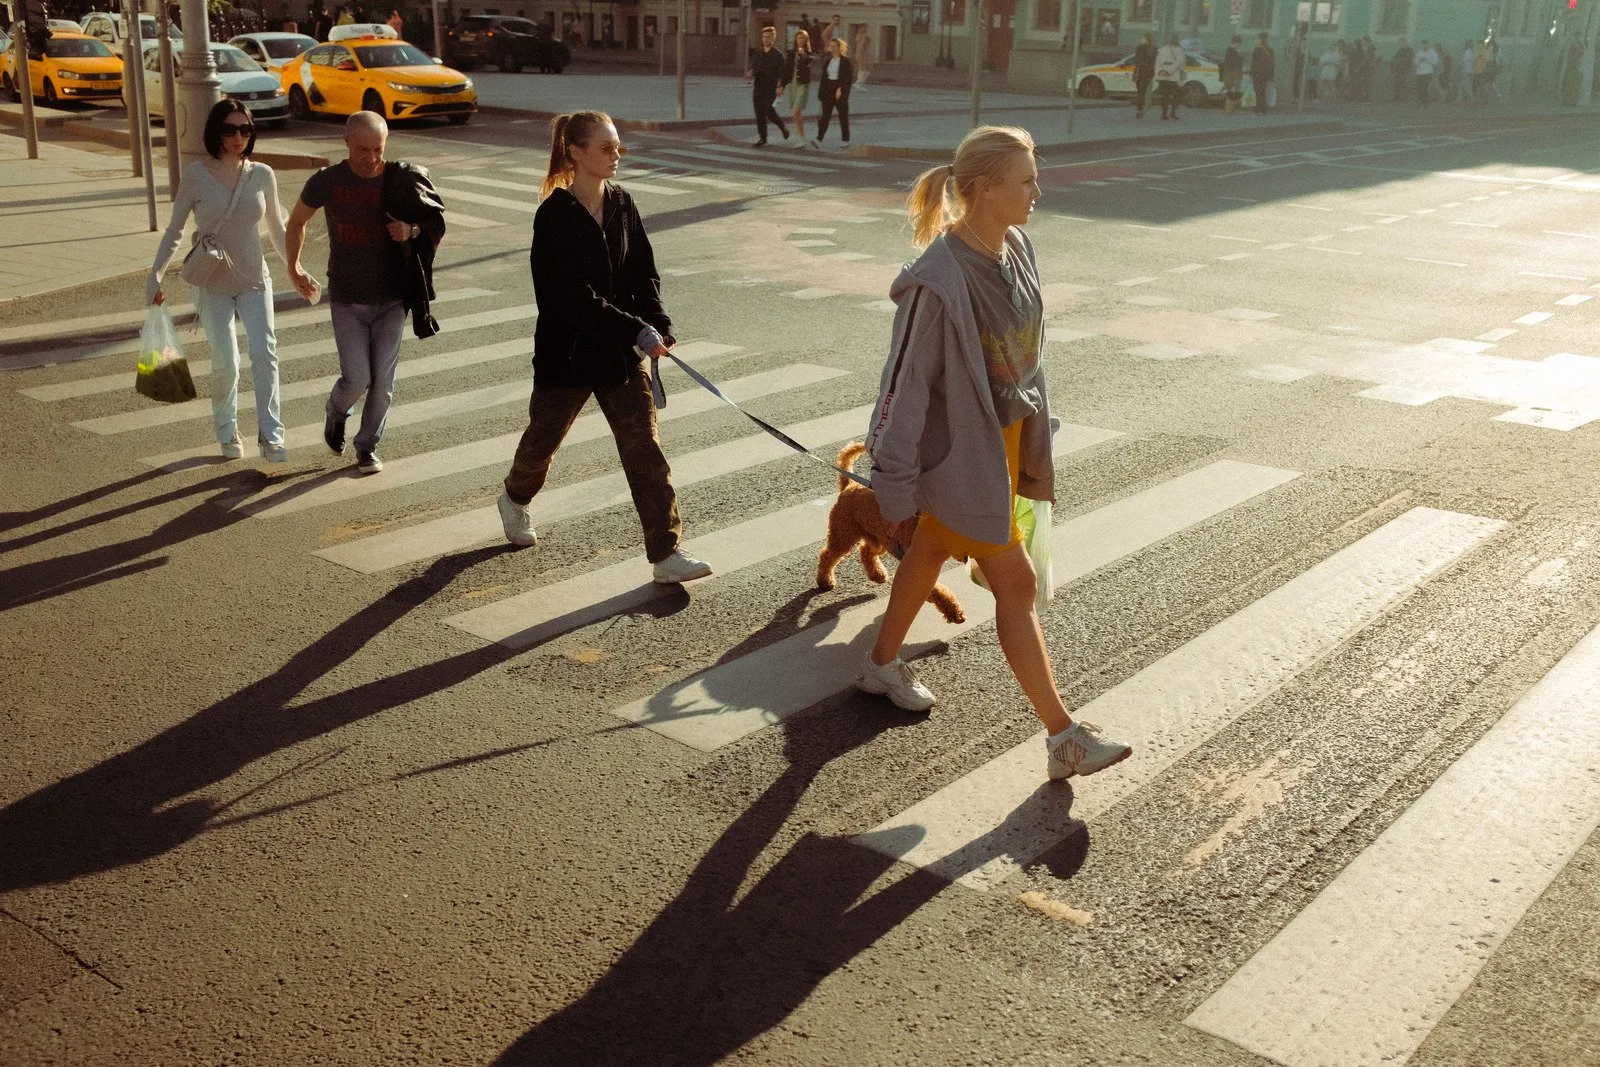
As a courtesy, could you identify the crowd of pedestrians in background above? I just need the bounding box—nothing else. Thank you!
[747,18,857,148]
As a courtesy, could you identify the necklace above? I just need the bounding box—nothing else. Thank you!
[959,222,1023,312]
[960,220,1004,261]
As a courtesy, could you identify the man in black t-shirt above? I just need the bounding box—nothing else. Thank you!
[746,24,789,146]
[287,112,422,475]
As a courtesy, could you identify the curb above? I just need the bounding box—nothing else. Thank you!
[476,104,733,132]
[53,120,330,169]
[0,103,79,129]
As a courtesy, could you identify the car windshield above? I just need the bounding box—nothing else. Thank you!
[263,36,313,58]
[139,16,181,38]
[354,43,433,68]
[47,38,114,58]
[212,45,263,72]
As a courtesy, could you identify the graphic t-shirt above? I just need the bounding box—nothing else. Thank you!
[949,233,1043,428]
[299,160,403,305]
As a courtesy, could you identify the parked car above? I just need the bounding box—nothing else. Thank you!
[78,11,182,49]
[2,31,123,106]
[46,18,82,32]
[280,34,475,124]
[1073,51,1220,108]
[229,31,317,71]
[128,42,288,126]
[444,15,568,73]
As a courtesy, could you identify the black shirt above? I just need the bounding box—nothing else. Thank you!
[300,161,404,305]
[530,184,671,390]
[751,46,787,93]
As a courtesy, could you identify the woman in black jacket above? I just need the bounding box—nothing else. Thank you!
[815,37,854,146]
[497,110,712,585]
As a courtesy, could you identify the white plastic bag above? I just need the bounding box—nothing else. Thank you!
[134,305,196,404]
[967,496,1054,609]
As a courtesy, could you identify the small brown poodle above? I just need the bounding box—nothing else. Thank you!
[815,442,966,624]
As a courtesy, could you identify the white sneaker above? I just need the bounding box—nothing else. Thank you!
[1047,721,1132,780]
[791,137,807,149]
[855,650,935,711]
[220,436,243,460]
[258,435,287,463]
[652,549,712,584]
[497,490,537,547]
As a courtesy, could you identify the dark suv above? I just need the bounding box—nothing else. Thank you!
[445,16,569,73]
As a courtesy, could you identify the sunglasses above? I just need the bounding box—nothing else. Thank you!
[222,122,254,136]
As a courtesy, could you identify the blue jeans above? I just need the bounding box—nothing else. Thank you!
[327,300,405,453]
[197,286,281,447]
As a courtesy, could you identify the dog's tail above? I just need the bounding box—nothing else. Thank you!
[836,442,868,491]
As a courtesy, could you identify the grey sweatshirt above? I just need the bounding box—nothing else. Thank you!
[146,160,288,304]
[866,228,1055,545]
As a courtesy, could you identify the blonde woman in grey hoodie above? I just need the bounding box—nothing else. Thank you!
[857,125,1132,781]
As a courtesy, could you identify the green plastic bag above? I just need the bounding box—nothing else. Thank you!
[967,496,1055,609]
[134,305,197,404]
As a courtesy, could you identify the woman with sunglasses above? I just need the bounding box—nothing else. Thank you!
[496,110,712,585]
[857,125,1133,782]
[146,98,294,462]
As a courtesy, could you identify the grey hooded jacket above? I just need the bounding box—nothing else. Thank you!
[866,228,1055,545]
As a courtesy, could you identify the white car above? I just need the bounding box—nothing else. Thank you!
[47,18,83,32]
[1072,50,1222,108]
[128,42,288,126]
[229,31,317,71]
[78,11,181,49]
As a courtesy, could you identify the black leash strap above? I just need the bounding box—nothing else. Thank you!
[655,352,872,489]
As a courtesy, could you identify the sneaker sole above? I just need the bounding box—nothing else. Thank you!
[853,675,936,711]
[1050,744,1133,781]
[652,567,712,584]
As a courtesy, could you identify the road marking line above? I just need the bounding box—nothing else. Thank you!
[1129,342,1199,360]
[443,174,538,193]
[672,141,881,169]
[1405,257,1466,267]
[309,393,862,568]
[791,227,837,235]
[860,299,898,313]
[1424,337,1492,354]
[651,147,835,176]
[1439,201,1464,208]
[1493,407,1595,431]
[430,185,539,213]
[1287,203,1334,212]
[1515,311,1554,325]
[1077,180,1110,186]
[19,296,515,402]
[1358,384,1442,406]
[1144,185,1185,194]
[1543,229,1600,240]
[818,251,873,261]
[1187,603,1600,1067]
[790,288,841,300]
[1105,176,1140,183]
[1557,293,1594,306]
[788,239,836,247]
[1303,246,1362,256]
[1216,252,1252,261]
[1450,220,1501,228]
[1211,235,1261,243]
[1216,196,1259,203]
[1214,308,1279,321]
[1116,276,1157,286]
[444,425,1124,649]
[1247,363,1311,382]
[1519,271,1588,281]
[1341,225,1371,232]
[609,460,1301,753]
[1414,208,1437,214]
[1302,235,1332,242]
[1124,224,1172,232]
[443,211,500,229]
[73,328,537,435]
[857,506,1502,891]
[1477,327,1518,342]
[1167,263,1207,274]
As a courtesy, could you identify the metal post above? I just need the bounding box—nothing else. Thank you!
[968,0,982,127]
[1066,0,1080,135]
[158,4,179,196]
[176,0,221,168]
[125,0,157,230]
[432,0,443,59]
[675,0,685,118]
[657,0,665,74]
[121,20,143,177]
[14,32,39,159]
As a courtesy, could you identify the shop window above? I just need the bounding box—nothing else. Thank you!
[1379,0,1409,34]
[1035,0,1059,32]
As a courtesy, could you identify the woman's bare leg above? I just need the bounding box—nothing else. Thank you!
[791,109,807,140]
[976,543,1071,735]
[870,521,950,665]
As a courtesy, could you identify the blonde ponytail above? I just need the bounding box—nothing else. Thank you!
[905,125,1036,249]
[540,110,614,199]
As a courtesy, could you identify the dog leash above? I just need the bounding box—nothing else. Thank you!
[651,352,872,489]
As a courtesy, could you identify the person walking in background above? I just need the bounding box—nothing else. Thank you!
[785,29,814,148]
[1154,34,1184,120]
[286,112,440,475]
[1477,38,1500,104]
[1222,34,1244,114]
[147,99,292,463]
[852,25,871,85]
[1435,43,1454,101]
[1131,32,1157,118]
[1391,39,1413,100]
[821,13,843,53]
[496,111,712,585]
[1456,41,1476,102]
[1413,39,1438,107]
[816,36,854,146]
[1250,32,1274,115]
[746,24,789,146]
[385,8,402,34]
[859,125,1133,781]
[1317,40,1340,102]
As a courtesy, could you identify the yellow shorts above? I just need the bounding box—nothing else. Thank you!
[918,420,1023,562]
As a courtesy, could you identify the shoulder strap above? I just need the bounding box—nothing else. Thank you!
[217,161,252,226]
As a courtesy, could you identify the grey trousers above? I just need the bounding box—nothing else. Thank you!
[327,300,406,452]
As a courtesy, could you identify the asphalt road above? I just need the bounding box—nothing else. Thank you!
[3,111,1600,1066]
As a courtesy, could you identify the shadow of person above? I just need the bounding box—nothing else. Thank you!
[494,708,950,1067]
[0,465,176,537]
[0,545,515,895]
[0,467,320,611]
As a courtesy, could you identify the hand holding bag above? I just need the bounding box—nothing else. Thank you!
[180,163,252,294]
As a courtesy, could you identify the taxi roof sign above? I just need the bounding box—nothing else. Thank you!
[327,22,398,41]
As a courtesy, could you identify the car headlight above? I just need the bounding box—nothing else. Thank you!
[385,80,415,92]
[461,78,472,90]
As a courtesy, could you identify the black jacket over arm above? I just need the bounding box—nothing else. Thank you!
[530,184,672,390]
[381,161,447,339]
[819,56,854,100]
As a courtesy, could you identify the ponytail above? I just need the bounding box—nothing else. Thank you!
[540,109,615,200]
[905,125,1036,249]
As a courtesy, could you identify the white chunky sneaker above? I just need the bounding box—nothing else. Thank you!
[854,650,936,711]
[497,490,537,547]
[220,436,244,460]
[1047,721,1132,780]
[652,549,712,584]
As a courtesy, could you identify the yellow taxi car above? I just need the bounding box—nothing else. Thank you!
[279,33,475,125]
[2,30,123,107]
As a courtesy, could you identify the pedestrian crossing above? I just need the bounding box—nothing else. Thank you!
[11,268,1600,1067]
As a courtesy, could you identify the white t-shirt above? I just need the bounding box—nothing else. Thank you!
[826,55,841,80]
[1413,47,1438,76]
[1319,49,1340,79]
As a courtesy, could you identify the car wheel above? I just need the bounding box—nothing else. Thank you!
[1182,81,1208,108]
[362,89,384,115]
[447,112,470,125]
[288,85,310,120]
[1077,76,1104,99]
[498,49,520,73]
[42,78,58,107]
